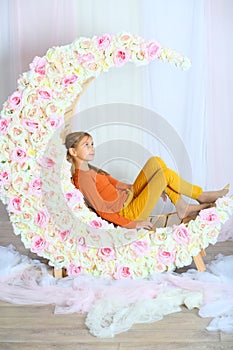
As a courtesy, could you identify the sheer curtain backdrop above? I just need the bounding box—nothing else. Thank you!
[205,0,233,189]
[141,0,233,192]
[141,0,206,189]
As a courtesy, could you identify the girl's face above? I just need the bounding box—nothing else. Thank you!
[72,136,95,162]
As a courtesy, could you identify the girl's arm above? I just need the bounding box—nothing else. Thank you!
[107,174,132,190]
[95,209,137,228]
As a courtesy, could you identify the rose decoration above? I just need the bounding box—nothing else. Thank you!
[172,224,190,245]
[114,265,132,279]
[199,207,220,226]
[97,247,116,261]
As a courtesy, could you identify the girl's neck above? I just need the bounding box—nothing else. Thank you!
[74,159,90,171]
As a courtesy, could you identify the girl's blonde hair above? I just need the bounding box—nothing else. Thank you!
[65,131,108,176]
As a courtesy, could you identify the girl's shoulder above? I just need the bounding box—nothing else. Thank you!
[89,164,109,175]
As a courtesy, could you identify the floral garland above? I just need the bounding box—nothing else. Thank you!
[0,32,232,279]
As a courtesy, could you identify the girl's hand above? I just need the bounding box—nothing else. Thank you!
[117,183,133,190]
[161,191,168,202]
[135,221,153,230]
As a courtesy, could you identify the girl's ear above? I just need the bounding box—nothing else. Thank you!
[68,147,77,157]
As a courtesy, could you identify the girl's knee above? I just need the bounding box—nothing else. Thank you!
[148,156,166,168]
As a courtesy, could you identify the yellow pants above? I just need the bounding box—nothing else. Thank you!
[119,156,203,221]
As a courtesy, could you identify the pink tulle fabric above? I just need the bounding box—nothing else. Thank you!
[0,242,233,338]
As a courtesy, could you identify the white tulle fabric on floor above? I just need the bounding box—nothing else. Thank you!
[0,239,233,338]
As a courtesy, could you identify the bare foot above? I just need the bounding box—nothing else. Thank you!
[176,197,210,220]
[197,184,230,204]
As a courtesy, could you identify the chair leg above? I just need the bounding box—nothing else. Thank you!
[53,268,63,278]
[200,248,206,257]
[193,252,206,272]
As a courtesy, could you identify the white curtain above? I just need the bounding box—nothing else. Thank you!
[141,0,206,187]
[0,0,78,107]
[205,0,233,189]
[141,0,233,192]
[1,0,233,214]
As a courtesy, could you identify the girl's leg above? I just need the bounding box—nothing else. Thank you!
[120,167,208,220]
[131,156,166,197]
[132,156,202,202]
[155,157,230,203]
[197,184,230,203]
[121,156,229,220]
[120,167,169,221]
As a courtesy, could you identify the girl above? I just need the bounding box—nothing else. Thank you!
[65,131,229,230]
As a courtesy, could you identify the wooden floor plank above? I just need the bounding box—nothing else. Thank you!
[0,315,87,328]
[220,332,233,342]
[0,328,220,344]
[120,343,232,350]
[0,344,119,350]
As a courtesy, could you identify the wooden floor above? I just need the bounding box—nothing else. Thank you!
[0,202,233,350]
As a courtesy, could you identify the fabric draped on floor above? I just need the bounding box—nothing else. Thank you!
[0,237,233,337]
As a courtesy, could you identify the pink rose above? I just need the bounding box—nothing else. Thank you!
[7,91,22,110]
[0,118,10,135]
[65,190,84,207]
[96,34,113,50]
[172,224,190,245]
[97,247,116,261]
[22,119,39,133]
[37,156,55,168]
[0,171,10,187]
[8,196,21,214]
[146,40,161,61]
[48,115,63,129]
[113,48,130,67]
[38,88,52,100]
[28,178,42,196]
[156,248,176,265]
[62,74,78,87]
[59,229,71,242]
[77,52,95,64]
[66,263,83,276]
[88,218,109,229]
[31,236,48,253]
[130,239,150,258]
[199,207,220,226]
[30,56,47,76]
[34,209,49,228]
[11,147,27,164]
[114,265,132,279]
